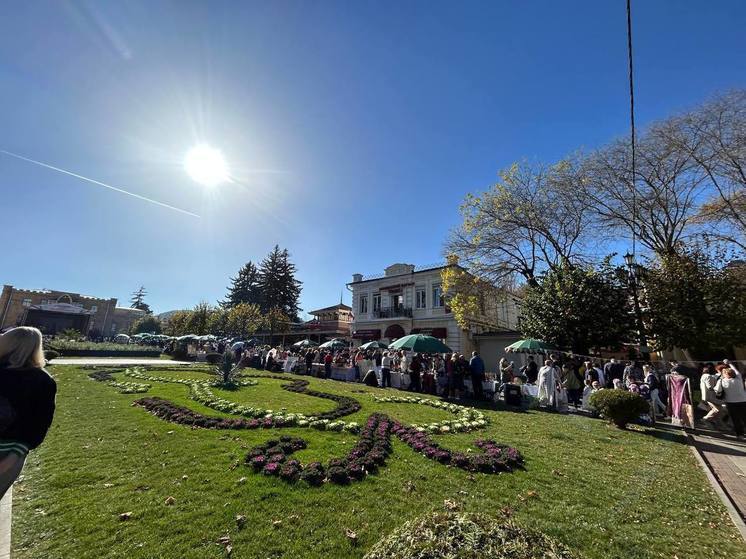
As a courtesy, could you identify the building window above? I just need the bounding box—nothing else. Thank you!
[90,305,98,313]
[432,285,443,308]
[373,294,381,312]
[22,298,32,307]
[111,323,118,333]
[416,289,426,309]
[359,295,368,314]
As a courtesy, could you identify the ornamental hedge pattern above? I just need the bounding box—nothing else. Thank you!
[96,367,524,485]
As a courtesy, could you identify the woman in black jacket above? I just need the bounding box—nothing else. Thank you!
[0,327,57,499]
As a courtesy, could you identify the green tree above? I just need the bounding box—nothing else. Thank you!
[221,261,262,309]
[186,301,215,335]
[130,315,162,335]
[262,307,290,345]
[257,245,302,320]
[227,303,263,339]
[643,249,746,356]
[519,262,634,354]
[207,307,230,337]
[163,310,192,337]
[130,286,152,314]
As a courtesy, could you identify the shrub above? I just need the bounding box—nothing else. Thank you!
[363,511,578,559]
[205,353,222,364]
[589,389,649,429]
[44,349,60,361]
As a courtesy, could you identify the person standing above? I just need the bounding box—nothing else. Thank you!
[644,364,667,417]
[525,356,539,384]
[0,327,57,499]
[409,353,422,392]
[374,350,383,381]
[563,362,583,409]
[537,355,560,410]
[323,351,333,379]
[714,361,746,439]
[381,351,392,388]
[469,351,485,400]
[698,363,722,425]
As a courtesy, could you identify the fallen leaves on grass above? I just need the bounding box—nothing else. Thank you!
[118,512,133,521]
[345,528,358,546]
[164,496,176,506]
[235,514,246,529]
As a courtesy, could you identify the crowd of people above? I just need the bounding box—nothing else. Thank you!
[221,343,746,439]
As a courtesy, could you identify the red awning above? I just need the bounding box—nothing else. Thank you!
[410,327,447,339]
[352,329,381,340]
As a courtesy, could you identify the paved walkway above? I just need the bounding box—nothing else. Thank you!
[0,488,11,559]
[688,428,746,540]
[50,358,192,366]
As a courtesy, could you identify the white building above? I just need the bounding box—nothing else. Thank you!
[348,262,522,364]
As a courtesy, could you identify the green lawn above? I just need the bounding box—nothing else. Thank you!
[11,365,743,559]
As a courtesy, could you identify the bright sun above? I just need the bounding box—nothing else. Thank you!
[184,144,229,187]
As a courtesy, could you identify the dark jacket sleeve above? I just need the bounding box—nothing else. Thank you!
[17,372,57,450]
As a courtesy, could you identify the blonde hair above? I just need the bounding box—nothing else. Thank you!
[0,327,45,369]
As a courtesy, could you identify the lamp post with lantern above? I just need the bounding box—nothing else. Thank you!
[624,252,650,361]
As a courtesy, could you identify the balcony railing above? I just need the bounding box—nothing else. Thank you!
[373,307,413,319]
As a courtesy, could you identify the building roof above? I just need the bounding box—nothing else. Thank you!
[309,303,352,314]
[348,262,462,285]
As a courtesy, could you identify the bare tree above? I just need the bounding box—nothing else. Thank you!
[583,122,709,257]
[446,159,594,287]
[669,90,746,252]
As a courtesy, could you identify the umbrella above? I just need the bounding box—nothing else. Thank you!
[360,340,388,350]
[388,334,451,354]
[319,338,348,349]
[293,339,318,348]
[504,339,557,354]
[244,338,260,347]
[177,334,199,342]
[231,341,245,351]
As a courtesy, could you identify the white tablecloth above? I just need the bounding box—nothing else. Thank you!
[390,372,411,389]
[463,379,499,394]
[521,384,539,397]
[331,367,357,382]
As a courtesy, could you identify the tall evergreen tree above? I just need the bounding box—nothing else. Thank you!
[221,261,261,309]
[130,286,152,314]
[257,245,302,320]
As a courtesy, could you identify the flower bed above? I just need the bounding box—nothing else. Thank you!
[124,369,361,431]
[373,395,489,433]
[243,414,394,486]
[241,373,362,420]
[89,369,150,393]
[392,421,523,473]
[242,413,522,487]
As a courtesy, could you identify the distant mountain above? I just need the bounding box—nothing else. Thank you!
[156,310,186,322]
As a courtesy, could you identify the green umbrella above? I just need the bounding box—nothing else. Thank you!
[319,338,348,349]
[388,334,451,354]
[504,339,557,354]
[360,340,388,350]
[292,339,318,348]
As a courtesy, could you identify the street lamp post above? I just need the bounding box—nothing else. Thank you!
[624,252,650,361]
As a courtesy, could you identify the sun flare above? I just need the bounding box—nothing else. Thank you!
[184,144,229,187]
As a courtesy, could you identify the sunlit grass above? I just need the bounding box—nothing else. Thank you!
[11,365,742,559]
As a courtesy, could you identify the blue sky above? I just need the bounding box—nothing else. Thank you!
[1,1,744,317]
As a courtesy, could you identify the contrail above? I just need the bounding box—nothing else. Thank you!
[0,149,200,218]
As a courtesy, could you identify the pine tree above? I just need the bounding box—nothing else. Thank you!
[130,286,152,314]
[221,261,262,309]
[256,245,302,320]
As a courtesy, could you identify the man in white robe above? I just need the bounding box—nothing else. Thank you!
[537,356,560,409]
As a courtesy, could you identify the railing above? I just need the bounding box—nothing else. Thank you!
[356,262,447,282]
[373,307,413,319]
